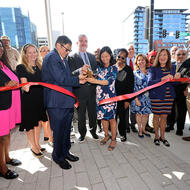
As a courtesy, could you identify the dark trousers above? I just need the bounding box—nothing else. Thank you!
[167,100,176,127]
[117,102,128,136]
[77,95,97,137]
[130,112,136,127]
[47,108,74,163]
[167,96,187,132]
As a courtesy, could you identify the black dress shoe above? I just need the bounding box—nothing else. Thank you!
[131,126,138,133]
[59,160,72,170]
[6,159,22,166]
[126,128,130,133]
[165,126,174,132]
[91,133,99,140]
[78,136,85,143]
[65,153,79,162]
[0,169,19,179]
[120,136,127,142]
[176,130,183,136]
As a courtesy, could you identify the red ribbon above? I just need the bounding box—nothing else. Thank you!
[0,82,79,108]
[99,78,190,105]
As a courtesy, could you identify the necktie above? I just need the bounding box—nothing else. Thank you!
[129,59,134,70]
[84,53,91,69]
[176,63,181,72]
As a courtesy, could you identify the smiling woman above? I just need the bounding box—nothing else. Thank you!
[148,48,181,147]
[16,44,48,158]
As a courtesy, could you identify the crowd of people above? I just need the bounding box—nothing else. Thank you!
[0,34,190,179]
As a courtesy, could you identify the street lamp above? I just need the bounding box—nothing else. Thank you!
[61,12,64,35]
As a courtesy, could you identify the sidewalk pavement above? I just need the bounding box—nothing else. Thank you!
[0,122,190,190]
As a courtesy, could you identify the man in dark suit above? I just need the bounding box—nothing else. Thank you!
[42,35,86,170]
[69,34,99,142]
[166,49,188,136]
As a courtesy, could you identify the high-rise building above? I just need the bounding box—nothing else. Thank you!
[0,7,37,49]
[122,6,190,55]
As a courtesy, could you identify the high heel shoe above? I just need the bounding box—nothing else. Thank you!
[31,149,43,158]
[100,135,111,145]
[108,138,116,151]
[40,148,46,152]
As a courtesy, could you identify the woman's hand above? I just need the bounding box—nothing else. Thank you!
[124,102,130,109]
[86,77,97,84]
[22,84,31,92]
[161,74,173,81]
[174,72,181,79]
[5,80,18,87]
[135,98,141,106]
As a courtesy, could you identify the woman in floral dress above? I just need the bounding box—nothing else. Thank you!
[131,54,152,138]
[87,46,118,151]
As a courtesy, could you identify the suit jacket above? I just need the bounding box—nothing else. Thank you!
[174,59,190,98]
[68,52,97,99]
[148,65,176,100]
[0,66,12,110]
[42,48,79,109]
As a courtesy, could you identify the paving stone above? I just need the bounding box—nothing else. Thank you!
[91,149,107,168]
[92,183,106,190]
[161,167,190,190]
[140,172,165,190]
[50,176,63,190]
[63,168,77,190]
[117,177,135,190]
[99,167,120,190]
[120,163,149,190]
[1,124,190,190]
[76,172,91,190]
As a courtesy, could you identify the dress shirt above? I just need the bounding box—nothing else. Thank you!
[126,57,135,70]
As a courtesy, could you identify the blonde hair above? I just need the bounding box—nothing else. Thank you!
[20,44,42,74]
[134,54,149,70]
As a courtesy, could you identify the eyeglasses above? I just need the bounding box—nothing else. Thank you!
[117,55,126,60]
[61,44,72,52]
[177,53,186,56]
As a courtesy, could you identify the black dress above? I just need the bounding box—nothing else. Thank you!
[16,64,48,131]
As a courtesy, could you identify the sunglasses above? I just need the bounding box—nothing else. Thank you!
[177,53,186,56]
[61,44,72,52]
[117,55,126,60]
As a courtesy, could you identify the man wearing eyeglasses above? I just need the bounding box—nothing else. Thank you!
[69,34,99,143]
[42,35,86,170]
[166,49,188,136]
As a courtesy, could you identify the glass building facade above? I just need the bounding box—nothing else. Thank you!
[123,6,190,55]
[0,7,37,49]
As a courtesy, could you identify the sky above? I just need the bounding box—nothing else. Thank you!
[0,0,190,52]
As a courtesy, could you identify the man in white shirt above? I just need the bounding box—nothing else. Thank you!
[126,45,137,133]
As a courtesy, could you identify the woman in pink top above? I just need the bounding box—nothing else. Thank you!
[0,40,21,179]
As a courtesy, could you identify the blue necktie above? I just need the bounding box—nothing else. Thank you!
[84,53,91,69]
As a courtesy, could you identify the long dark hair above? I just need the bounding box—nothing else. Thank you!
[152,48,172,70]
[0,39,10,69]
[99,46,115,67]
